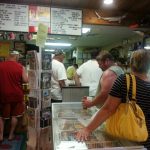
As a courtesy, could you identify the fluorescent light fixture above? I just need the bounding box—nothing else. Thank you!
[32,34,37,39]
[44,49,55,52]
[144,46,150,50]
[82,28,91,34]
[104,0,113,5]
[45,42,71,47]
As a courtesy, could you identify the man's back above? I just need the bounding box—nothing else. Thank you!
[76,60,103,96]
[51,58,67,101]
[0,61,23,103]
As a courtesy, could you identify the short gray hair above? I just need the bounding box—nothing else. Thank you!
[130,49,150,74]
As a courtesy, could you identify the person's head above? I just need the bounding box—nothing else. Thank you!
[53,50,65,62]
[6,50,20,61]
[91,51,100,59]
[130,49,150,74]
[73,64,78,69]
[96,51,114,71]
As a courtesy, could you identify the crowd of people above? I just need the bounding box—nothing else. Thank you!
[0,48,150,149]
[50,49,150,149]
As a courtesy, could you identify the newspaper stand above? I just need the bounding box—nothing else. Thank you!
[26,50,52,150]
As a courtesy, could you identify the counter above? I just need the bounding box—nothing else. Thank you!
[52,102,146,150]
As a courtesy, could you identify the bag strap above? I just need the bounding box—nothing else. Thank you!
[130,74,136,101]
[130,74,144,123]
[125,74,130,102]
[125,74,137,102]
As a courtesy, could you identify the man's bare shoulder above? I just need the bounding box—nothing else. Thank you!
[102,69,117,80]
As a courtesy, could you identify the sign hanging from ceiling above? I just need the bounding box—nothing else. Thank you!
[51,8,82,36]
[29,6,50,33]
[0,3,28,32]
[36,23,48,48]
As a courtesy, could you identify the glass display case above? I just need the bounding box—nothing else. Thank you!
[52,102,146,150]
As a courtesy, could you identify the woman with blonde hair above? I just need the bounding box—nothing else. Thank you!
[75,49,150,149]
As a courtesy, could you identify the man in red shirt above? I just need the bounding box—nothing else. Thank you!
[0,50,28,142]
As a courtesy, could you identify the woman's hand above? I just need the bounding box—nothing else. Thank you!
[82,99,92,109]
[75,127,91,142]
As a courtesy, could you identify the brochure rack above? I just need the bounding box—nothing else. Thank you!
[26,50,51,150]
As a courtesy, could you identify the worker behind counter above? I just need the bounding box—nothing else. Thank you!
[66,64,78,85]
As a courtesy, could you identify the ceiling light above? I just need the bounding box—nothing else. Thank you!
[144,46,150,50]
[104,0,113,5]
[32,34,37,39]
[47,37,55,40]
[45,42,72,47]
[44,49,55,52]
[69,36,77,40]
[82,28,91,34]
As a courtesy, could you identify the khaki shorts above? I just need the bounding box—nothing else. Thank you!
[0,102,25,119]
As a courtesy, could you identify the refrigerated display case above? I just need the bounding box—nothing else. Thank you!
[52,102,146,150]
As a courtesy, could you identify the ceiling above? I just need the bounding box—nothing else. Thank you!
[0,0,150,14]
[45,24,142,50]
[0,0,150,50]
[1,0,150,15]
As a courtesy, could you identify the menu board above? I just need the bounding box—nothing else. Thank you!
[0,3,28,32]
[51,8,82,36]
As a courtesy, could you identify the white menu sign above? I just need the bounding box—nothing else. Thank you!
[0,3,28,32]
[51,8,82,35]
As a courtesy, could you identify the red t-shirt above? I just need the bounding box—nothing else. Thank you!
[0,61,24,103]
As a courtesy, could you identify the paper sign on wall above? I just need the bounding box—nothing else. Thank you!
[51,8,82,35]
[0,3,28,32]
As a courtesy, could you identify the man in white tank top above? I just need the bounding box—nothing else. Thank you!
[82,51,124,108]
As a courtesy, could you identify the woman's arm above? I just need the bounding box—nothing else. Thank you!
[75,95,121,141]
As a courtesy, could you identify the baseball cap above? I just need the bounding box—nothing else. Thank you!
[10,50,20,55]
[54,50,65,56]
[9,49,23,58]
